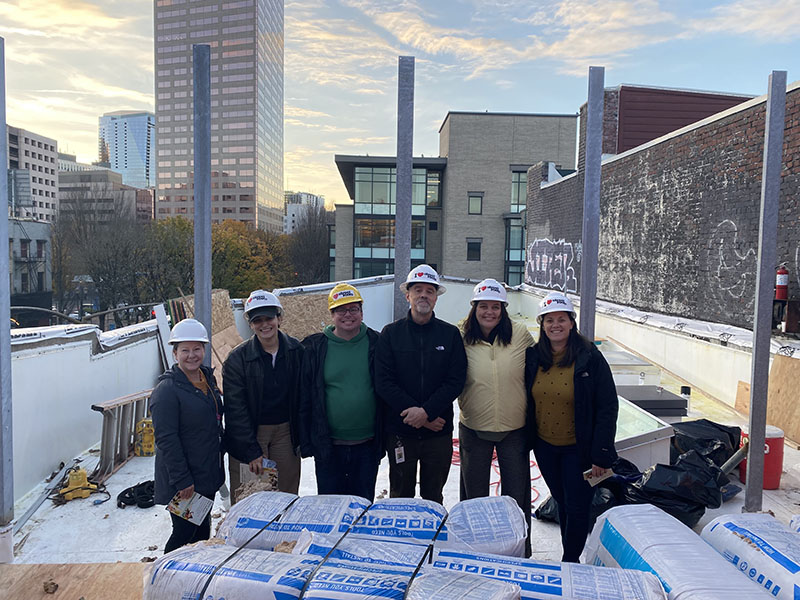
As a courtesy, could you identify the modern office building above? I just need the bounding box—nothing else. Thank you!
[58,170,141,224]
[334,111,578,284]
[153,0,284,232]
[283,190,324,234]
[98,111,156,189]
[7,126,59,221]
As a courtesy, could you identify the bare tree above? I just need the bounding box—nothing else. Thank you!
[289,198,330,285]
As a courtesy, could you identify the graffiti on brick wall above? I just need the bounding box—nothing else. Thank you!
[707,219,756,310]
[525,238,578,292]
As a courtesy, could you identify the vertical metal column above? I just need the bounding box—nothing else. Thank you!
[745,70,787,512]
[394,56,414,320]
[193,44,212,365]
[579,66,604,341]
[0,37,14,535]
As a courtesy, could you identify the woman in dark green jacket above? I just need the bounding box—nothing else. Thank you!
[525,292,618,562]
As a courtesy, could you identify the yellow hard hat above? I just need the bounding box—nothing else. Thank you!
[328,283,363,310]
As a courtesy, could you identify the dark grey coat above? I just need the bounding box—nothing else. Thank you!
[151,364,225,505]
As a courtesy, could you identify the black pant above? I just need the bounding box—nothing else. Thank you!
[534,438,593,562]
[459,424,532,555]
[314,441,380,502]
[385,433,452,504]
[164,512,211,554]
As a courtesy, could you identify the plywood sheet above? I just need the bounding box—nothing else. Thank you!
[766,355,800,441]
[734,357,800,446]
[0,562,145,599]
[277,293,332,341]
[211,324,244,393]
[735,380,750,415]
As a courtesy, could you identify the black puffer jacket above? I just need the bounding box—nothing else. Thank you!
[151,364,224,505]
[222,331,303,463]
[375,311,467,438]
[524,343,619,468]
[299,328,384,462]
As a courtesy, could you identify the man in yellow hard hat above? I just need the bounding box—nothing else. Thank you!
[299,283,383,501]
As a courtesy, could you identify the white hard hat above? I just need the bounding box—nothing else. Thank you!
[537,292,576,322]
[244,290,283,321]
[399,264,446,295]
[471,278,507,304]
[169,318,209,344]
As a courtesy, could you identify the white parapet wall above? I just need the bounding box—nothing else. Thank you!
[11,326,163,502]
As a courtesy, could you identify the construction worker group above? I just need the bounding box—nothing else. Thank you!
[152,264,618,562]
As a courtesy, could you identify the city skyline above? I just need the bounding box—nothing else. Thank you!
[1,0,799,206]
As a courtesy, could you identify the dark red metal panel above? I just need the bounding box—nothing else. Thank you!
[617,87,753,152]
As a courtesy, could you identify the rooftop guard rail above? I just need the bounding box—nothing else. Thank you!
[90,389,153,484]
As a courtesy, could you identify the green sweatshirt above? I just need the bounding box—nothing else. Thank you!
[323,323,376,441]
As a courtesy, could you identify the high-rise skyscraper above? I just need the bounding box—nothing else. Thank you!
[98,111,156,189]
[153,0,284,232]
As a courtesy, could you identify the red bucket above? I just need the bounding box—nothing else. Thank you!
[739,426,784,490]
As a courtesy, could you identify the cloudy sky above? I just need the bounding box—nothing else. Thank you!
[1,0,798,204]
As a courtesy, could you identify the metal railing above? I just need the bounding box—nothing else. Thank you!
[90,389,153,484]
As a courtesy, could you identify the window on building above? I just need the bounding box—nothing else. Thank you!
[20,240,29,258]
[468,193,483,215]
[20,272,29,293]
[37,240,45,258]
[428,221,438,231]
[511,171,527,213]
[37,271,44,291]
[467,239,482,261]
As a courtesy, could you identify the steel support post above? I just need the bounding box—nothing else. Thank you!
[0,37,15,535]
[745,71,787,512]
[579,66,604,340]
[394,56,414,320]
[193,45,212,365]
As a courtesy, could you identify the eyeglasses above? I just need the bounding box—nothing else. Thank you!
[333,305,362,315]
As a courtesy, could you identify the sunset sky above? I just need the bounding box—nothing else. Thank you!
[1,0,798,204]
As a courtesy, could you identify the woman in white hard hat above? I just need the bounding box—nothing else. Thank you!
[458,278,534,555]
[223,290,304,499]
[151,318,224,553]
[525,291,618,562]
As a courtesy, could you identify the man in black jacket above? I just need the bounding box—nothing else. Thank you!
[375,265,467,504]
[300,283,383,501]
[223,290,304,499]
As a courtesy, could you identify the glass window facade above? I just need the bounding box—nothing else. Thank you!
[350,165,440,277]
[354,167,440,217]
[504,218,526,286]
[467,240,481,261]
[98,112,156,189]
[511,171,527,213]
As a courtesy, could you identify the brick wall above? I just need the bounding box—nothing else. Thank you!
[526,83,800,329]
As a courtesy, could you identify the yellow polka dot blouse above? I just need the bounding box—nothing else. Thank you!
[531,350,576,446]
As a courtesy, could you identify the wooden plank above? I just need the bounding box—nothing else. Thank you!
[0,562,145,599]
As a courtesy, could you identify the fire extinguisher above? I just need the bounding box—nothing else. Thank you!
[776,263,789,300]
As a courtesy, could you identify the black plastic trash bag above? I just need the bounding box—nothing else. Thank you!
[621,484,705,528]
[621,449,729,527]
[534,487,617,527]
[670,419,742,467]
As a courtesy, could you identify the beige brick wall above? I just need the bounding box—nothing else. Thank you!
[440,113,577,281]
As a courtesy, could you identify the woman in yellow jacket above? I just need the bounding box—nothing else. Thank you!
[458,278,534,547]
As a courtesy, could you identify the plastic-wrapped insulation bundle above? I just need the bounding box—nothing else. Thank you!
[438,495,528,557]
[217,492,368,550]
[702,513,800,599]
[429,549,667,600]
[584,504,773,599]
[143,544,320,599]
